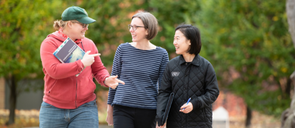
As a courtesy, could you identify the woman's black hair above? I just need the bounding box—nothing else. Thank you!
[175,24,201,55]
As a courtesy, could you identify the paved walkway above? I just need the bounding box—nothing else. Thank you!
[25,124,113,128]
[100,125,113,128]
[99,124,113,128]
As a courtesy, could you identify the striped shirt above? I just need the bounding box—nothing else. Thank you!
[107,43,169,109]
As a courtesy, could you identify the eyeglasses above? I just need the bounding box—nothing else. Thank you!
[128,24,145,31]
[72,21,89,28]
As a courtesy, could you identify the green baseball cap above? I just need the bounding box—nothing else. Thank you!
[61,6,96,24]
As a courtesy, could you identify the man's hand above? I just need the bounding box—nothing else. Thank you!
[81,51,100,67]
[105,75,125,89]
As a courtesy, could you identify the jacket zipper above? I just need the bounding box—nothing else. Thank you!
[186,62,190,127]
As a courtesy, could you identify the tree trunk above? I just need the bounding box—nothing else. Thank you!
[287,0,295,48]
[282,0,295,127]
[281,71,295,128]
[245,105,252,128]
[286,78,292,96]
[6,75,17,125]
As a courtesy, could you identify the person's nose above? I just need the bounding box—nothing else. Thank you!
[173,40,177,45]
[129,27,134,32]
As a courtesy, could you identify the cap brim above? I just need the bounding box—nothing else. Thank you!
[78,17,96,24]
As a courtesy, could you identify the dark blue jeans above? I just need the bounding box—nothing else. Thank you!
[113,105,156,128]
[39,100,98,128]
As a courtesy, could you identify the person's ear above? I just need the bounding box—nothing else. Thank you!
[145,29,149,35]
[187,40,191,45]
[67,21,73,28]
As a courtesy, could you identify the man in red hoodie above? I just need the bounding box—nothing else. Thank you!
[39,6,124,128]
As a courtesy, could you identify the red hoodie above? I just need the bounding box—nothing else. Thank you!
[40,31,109,109]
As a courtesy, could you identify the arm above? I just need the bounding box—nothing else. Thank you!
[91,51,110,87]
[156,64,172,126]
[192,63,219,109]
[106,45,122,126]
[106,104,114,126]
[107,44,123,105]
[91,42,125,88]
[157,50,169,91]
[40,38,84,79]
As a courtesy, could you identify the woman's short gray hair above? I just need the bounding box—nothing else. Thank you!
[132,12,158,40]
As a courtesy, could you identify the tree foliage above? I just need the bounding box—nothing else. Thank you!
[0,0,77,84]
[1,0,294,126]
[0,0,74,124]
[196,0,295,116]
[149,0,201,55]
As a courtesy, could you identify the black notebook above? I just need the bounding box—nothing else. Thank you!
[159,92,174,126]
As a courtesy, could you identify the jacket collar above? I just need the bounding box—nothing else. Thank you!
[179,54,200,66]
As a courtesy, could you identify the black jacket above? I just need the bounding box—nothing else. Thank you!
[157,55,219,128]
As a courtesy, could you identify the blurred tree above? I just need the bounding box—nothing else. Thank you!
[149,0,201,56]
[281,0,295,127]
[3,0,293,127]
[0,0,203,125]
[287,0,295,48]
[196,0,295,127]
[0,0,75,125]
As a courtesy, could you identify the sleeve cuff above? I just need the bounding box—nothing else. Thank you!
[101,75,109,87]
[77,60,85,71]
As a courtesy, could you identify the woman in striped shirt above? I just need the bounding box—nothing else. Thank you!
[106,11,169,128]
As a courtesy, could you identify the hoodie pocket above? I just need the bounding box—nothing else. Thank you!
[47,80,57,95]
[77,76,96,100]
[46,78,75,101]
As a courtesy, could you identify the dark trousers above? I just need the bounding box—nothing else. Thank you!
[113,105,156,128]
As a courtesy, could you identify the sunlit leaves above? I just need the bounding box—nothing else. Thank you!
[0,0,65,82]
[196,0,294,116]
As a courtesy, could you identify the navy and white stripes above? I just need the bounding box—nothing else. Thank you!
[107,43,169,109]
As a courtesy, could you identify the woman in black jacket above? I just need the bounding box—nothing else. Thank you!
[156,24,219,128]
